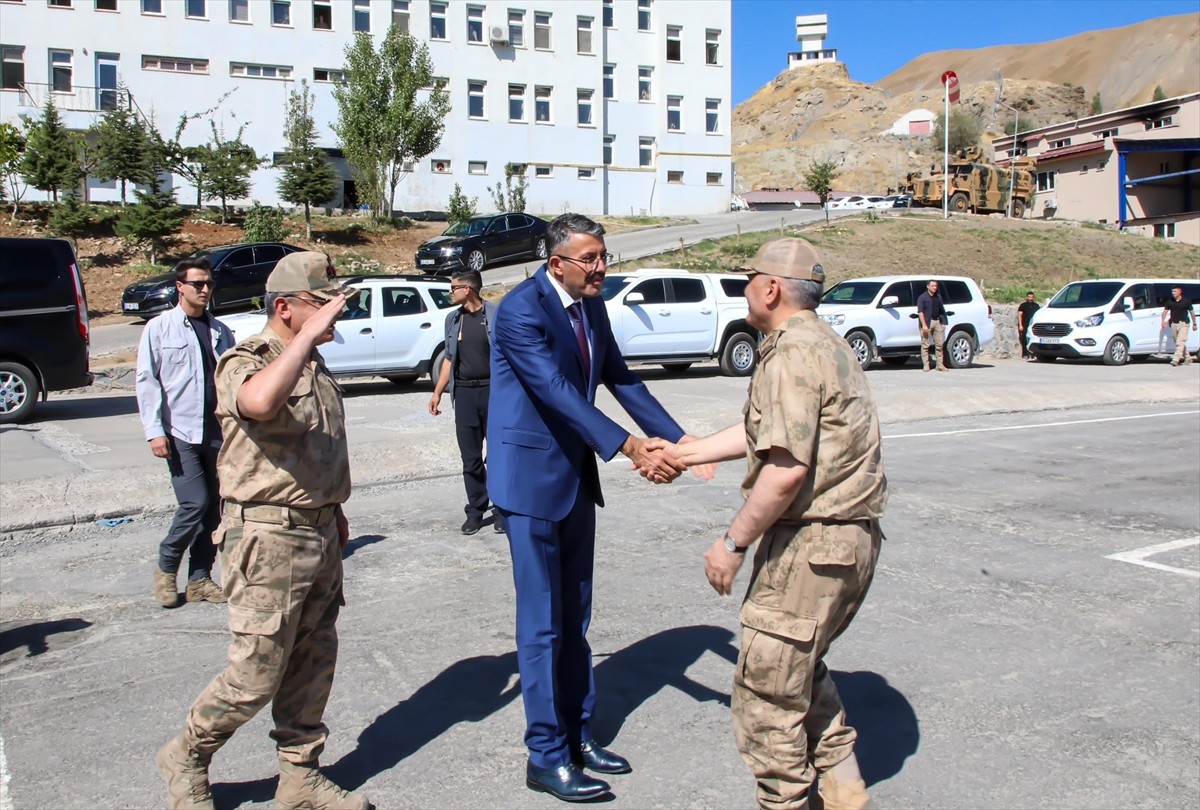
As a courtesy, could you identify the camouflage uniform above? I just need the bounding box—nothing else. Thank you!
[733,310,887,810]
[183,325,351,764]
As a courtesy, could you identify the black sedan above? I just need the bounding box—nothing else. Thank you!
[121,242,309,319]
[415,213,549,275]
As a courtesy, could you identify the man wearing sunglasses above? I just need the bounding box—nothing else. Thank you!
[136,258,235,609]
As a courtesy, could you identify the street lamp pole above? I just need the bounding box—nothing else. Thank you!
[998,100,1020,219]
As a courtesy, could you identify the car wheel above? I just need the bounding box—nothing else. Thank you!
[467,249,485,272]
[881,356,909,367]
[534,237,548,260]
[949,192,970,213]
[1011,198,1026,219]
[429,348,446,381]
[946,330,975,368]
[0,361,40,424]
[719,332,758,377]
[385,375,419,386]
[1102,335,1129,366]
[844,330,875,370]
[660,362,692,373]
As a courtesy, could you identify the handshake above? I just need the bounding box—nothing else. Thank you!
[620,434,718,485]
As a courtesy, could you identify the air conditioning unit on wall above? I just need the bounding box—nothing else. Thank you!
[489,25,508,45]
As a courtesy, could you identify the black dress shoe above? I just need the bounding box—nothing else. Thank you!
[526,761,611,802]
[573,739,632,775]
[461,515,483,535]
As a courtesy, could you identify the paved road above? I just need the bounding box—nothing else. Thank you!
[87,209,839,360]
[1,403,1197,809]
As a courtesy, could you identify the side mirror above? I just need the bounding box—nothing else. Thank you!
[880,295,899,307]
[624,292,646,305]
[1122,297,1134,311]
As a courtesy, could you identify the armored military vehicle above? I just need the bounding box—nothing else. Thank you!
[907,147,1037,217]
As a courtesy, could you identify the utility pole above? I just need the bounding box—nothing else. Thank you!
[997,99,1020,219]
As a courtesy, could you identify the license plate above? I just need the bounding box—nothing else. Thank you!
[123,302,139,311]
[419,259,435,266]
[1039,337,1060,344]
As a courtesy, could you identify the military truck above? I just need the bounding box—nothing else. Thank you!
[906,147,1037,217]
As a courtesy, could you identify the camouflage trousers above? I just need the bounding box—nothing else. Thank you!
[183,514,344,764]
[732,520,881,810]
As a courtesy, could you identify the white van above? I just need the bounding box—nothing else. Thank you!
[1028,279,1200,365]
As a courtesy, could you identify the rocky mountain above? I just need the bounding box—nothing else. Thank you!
[733,13,1199,196]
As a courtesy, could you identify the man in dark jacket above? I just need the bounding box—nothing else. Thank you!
[917,279,948,372]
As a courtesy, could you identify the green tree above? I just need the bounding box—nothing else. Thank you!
[333,28,451,222]
[93,91,155,205]
[803,159,840,224]
[47,192,93,246]
[447,182,478,225]
[198,121,262,223]
[20,98,79,202]
[489,164,528,213]
[931,108,983,153]
[1152,84,1167,101]
[0,122,27,217]
[241,202,289,243]
[1090,92,1103,115]
[115,177,185,265]
[278,80,339,241]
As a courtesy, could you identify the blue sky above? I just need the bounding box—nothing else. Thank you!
[732,0,1200,105]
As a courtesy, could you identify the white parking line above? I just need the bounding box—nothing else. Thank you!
[1106,537,1200,580]
[886,409,1200,439]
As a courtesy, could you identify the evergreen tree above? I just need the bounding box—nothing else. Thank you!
[48,192,94,246]
[1091,92,1103,115]
[278,80,338,241]
[20,98,79,202]
[1152,84,1167,101]
[116,177,184,265]
[199,121,262,223]
[94,91,155,205]
[803,159,840,224]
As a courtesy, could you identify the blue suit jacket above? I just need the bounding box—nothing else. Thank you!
[488,267,684,522]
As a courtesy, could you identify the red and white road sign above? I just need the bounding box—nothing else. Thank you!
[941,70,960,103]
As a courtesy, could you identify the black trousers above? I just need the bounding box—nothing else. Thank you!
[159,438,221,580]
[1021,328,1032,357]
[454,384,491,518]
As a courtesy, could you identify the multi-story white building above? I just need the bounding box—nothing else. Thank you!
[0,0,732,216]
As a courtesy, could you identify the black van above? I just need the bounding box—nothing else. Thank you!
[0,237,92,423]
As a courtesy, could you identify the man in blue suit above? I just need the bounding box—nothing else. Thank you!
[489,213,690,802]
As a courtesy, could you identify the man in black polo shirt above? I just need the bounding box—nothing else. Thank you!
[1161,285,1197,366]
[917,279,948,372]
[429,269,502,534]
[1017,291,1041,360]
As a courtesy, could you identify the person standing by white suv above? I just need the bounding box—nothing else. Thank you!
[917,280,948,372]
[1162,285,1196,367]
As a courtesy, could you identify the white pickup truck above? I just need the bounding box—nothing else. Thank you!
[601,269,759,376]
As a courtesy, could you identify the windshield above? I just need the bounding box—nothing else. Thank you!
[443,218,490,237]
[821,281,883,305]
[601,276,633,301]
[1048,282,1123,308]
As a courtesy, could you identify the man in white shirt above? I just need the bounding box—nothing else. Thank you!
[136,258,235,608]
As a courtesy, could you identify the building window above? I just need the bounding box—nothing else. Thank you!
[272,0,290,26]
[429,2,447,39]
[143,55,209,74]
[509,84,526,121]
[390,0,409,32]
[186,0,206,18]
[1153,223,1176,239]
[229,0,248,22]
[706,29,720,65]
[602,0,613,27]
[96,0,119,10]
[579,167,595,180]
[468,160,487,174]
[599,64,615,100]
[431,159,450,173]
[534,85,551,122]
[313,67,344,83]
[705,98,719,133]
[1,46,25,91]
[353,0,370,32]
[1049,138,1071,149]
[577,89,594,126]
[637,0,650,31]
[231,62,292,80]
[638,66,652,101]
[577,17,593,54]
[667,170,683,184]
[603,135,613,166]
[1097,160,1106,171]
[1147,116,1173,130]
[506,9,524,47]
[507,162,528,176]
[313,0,332,29]
[467,6,484,42]
[49,49,73,92]
[535,165,552,178]
[142,0,163,14]
[1097,128,1117,139]
[1036,170,1055,192]
[1080,164,1088,174]
[706,172,722,185]
[666,25,681,61]
[639,136,654,167]
[666,96,681,131]
[468,80,486,119]
[534,12,551,49]
[48,0,72,7]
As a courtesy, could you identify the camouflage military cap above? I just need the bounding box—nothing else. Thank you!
[266,251,358,302]
[735,237,825,283]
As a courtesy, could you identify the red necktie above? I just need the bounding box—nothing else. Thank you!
[568,302,590,379]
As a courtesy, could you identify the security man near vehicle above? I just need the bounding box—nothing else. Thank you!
[156,252,368,810]
[428,269,503,535]
[1017,291,1041,360]
[136,257,235,608]
[1161,285,1196,366]
[917,279,948,371]
[666,237,888,810]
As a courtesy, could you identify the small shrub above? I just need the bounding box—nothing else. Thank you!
[242,202,289,243]
[447,183,478,226]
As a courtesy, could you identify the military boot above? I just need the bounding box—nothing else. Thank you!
[817,770,875,810]
[156,733,214,810]
[275,760,369,810]
[154,569,180,608]
[185,577,227,604]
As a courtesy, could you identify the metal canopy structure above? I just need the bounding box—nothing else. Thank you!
[1115,137,1200,228]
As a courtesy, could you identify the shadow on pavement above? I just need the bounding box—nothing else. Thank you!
[832,669,919,786]
[343,533,387,559]
[0,618,93,660]
[20,395,140,422]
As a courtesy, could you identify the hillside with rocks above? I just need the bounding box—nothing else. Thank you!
[733,13,1199,196]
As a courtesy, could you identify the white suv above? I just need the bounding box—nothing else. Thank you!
[220,275,455,384]
[816,275,995,369]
